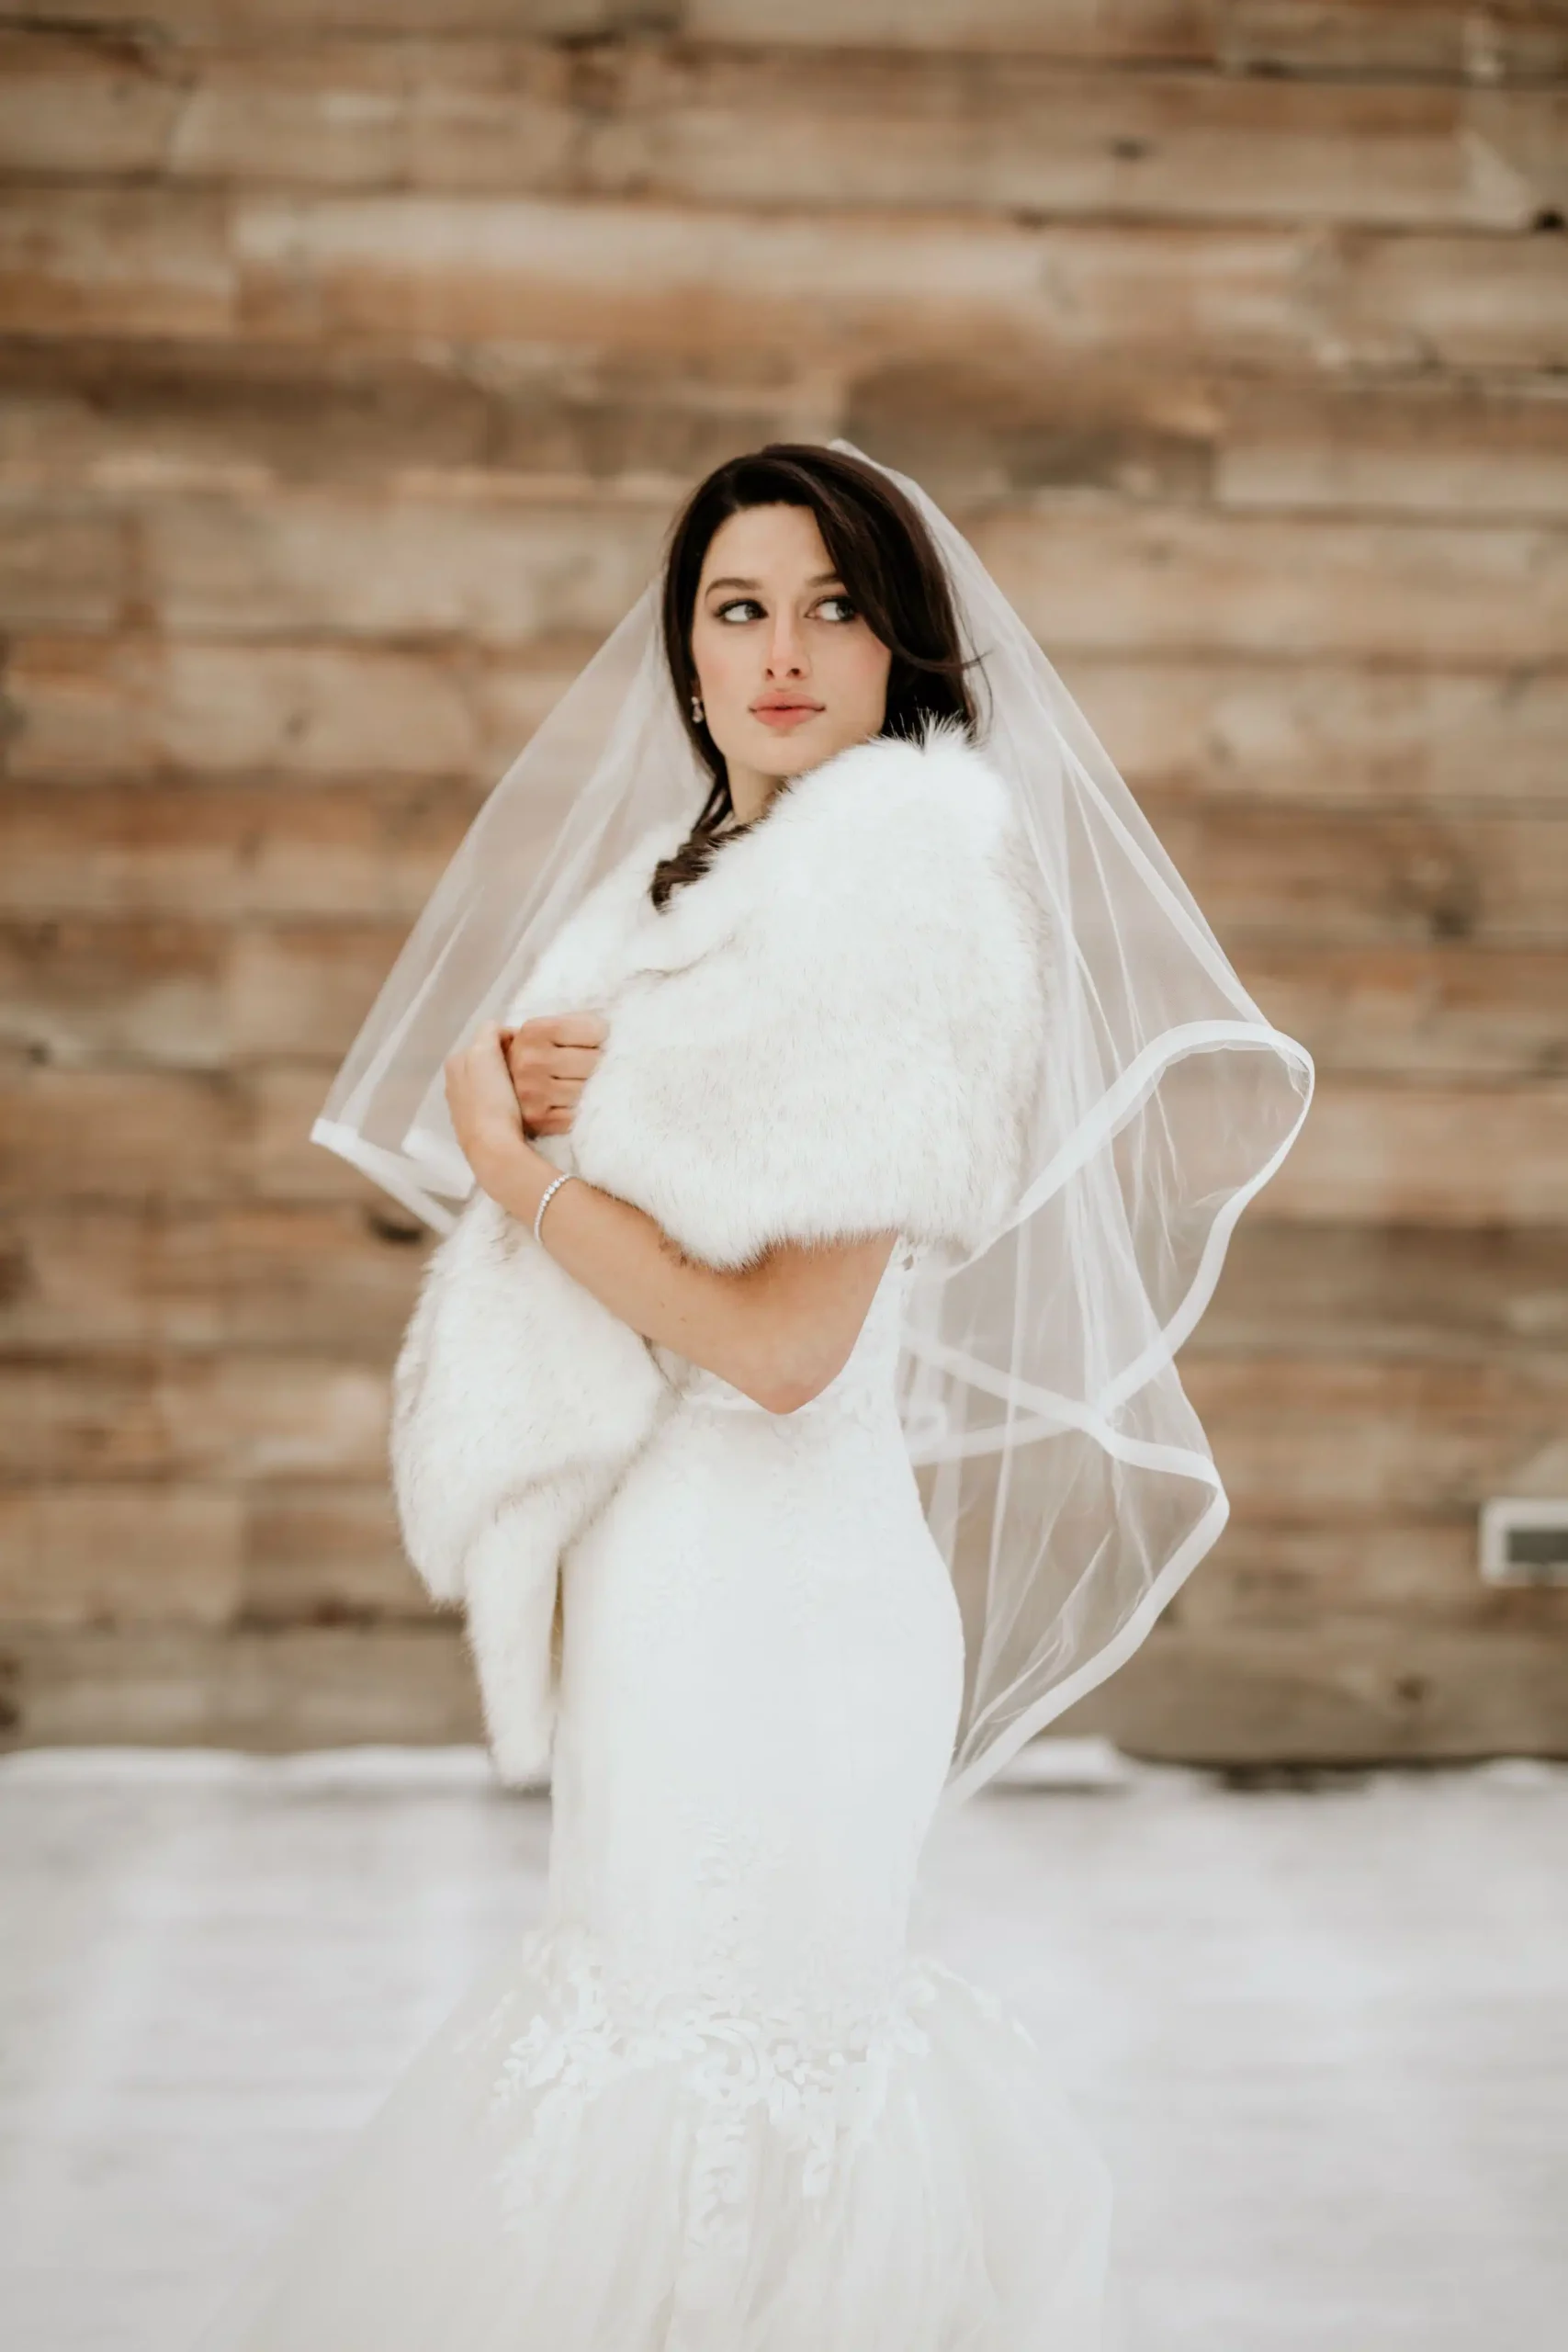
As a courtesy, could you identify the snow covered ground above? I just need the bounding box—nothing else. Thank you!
[0,1746,1562,2351]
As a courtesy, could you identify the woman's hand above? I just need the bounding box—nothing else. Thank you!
[444,1023,536,1200]
[503,1012,609,1138]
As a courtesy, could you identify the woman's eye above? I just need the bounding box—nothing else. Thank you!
[716,597,764,624]
[816,595,858,622]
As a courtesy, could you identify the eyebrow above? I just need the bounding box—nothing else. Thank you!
[703,571,844,596]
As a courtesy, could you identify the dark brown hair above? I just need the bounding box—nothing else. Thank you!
[649,444,980,910]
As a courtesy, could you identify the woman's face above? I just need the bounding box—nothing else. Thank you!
[689,503,892,820]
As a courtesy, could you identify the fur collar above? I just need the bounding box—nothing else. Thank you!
[392,719,1050,1782]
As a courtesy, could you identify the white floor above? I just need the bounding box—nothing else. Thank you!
[0,1747,1562,2352]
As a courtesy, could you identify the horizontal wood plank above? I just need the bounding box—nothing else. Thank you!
[0,915,411,1066]
[1061,1618,1568,1762]
[4,1064,1566,1223]
[6,1206,1567,1362]
[1230,943,1568,1077]
[0,334,798,507]
[697,2,1568,79]
[0,1623,479,1749]
[9,632,1564,808]
[0,1202,426,1355]
[242,1480,426,1623]
[7,920,1568,1079]
[6,1346,1565,1502]
[0,784,476,920]
[7,789,1565,946]
[1176,1513,1562,1632]
[7,188,1565,374]
[11,337,1568,524]
[3,1613,1561,1761]
[1084,657,1568,808]
[5,480,1565,661]
[0,1484,243,1628]
[970,503,1568,666]
[8,2,1567,78]
[0,1354,390,1482]
[1185,1352,1568,1513]
[1199,1220,1568,1358]
[0,1064,367,1205]
[5,0,1565,1765]
[1143,800,1568,948]
[4,34,1565,231]
[1263,1080,1568,1224]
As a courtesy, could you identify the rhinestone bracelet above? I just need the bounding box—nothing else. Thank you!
[532,1170,576,1246]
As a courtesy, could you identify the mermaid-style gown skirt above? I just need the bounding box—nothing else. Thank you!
[191,1241,1113,2349]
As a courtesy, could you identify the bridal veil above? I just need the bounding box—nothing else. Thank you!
[314,440,1314,1803]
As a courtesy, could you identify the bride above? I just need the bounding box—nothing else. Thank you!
[193,443,1312,2350]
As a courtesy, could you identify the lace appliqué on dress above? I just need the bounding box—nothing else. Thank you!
[488,1921,938,2214]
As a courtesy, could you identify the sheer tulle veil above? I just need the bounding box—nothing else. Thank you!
[313,438,1313,1803]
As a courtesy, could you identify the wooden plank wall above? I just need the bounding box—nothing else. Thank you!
[2,0,1565,1763]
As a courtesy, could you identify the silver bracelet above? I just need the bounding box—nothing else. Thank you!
[532,1170,575,1246]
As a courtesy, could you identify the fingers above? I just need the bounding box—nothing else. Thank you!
[503,1013,607,1138]
[509,1041,600,1083]
[508,1011,608,1046]
[547,1012,610,1046]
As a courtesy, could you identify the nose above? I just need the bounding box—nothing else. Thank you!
[764,607,808,678]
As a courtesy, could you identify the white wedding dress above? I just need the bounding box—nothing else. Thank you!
[192,1236,1114,2351]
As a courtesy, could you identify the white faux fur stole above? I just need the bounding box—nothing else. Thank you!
[390,719,1051,1781]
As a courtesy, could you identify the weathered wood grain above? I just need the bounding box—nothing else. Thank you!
[6,1345,1565,1504]
[851,364,1568,521]
[0,481,671,644]
[0,334,799,503]
[4,1613,1562,1760]
[6,479,1564,661]
[1213,377,1568,521]
[1264,1080,1568,1224]
[0,1202,426,1356]
[1200,1220,1568,1359]
[9,630,1562,808]
[8,1207,1567,1363]
[0,629,581,788]
[0,1484,243,1628]
[0,1355,389,1483]
[1184,1352,1568,1513]
[1143,800,1568,948]
[1061,1618,1568,1762]
[1229,944,1568,1078]
[8,2,1567,80]
[243,1480,426,1623]
[698,1,1568,80]
[970,504,1568,665]
[1079,658,1568,808]
[1176,1513,1562,1630]
[0,916,229,1069]
[0,1064,370,1205]
[8,188,1566,374]
[0,784,476,921]
[12,336,1568,523]
[0,494,126,629]
[7,788,1564,948]
[0,916,411,1066]
[8,921,1568,1080]
[6,1065,1566,1223]
[0,1623,480,1749]
[0,635,490,782]
[4,0,1564,1763]
[5,33,1565,230]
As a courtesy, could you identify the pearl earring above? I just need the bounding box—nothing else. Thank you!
[690,692,705,726]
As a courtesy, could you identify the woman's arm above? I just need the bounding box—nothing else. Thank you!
[446,1025,897,1416]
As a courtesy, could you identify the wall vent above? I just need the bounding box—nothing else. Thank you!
[1479,1498,1568,1587]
